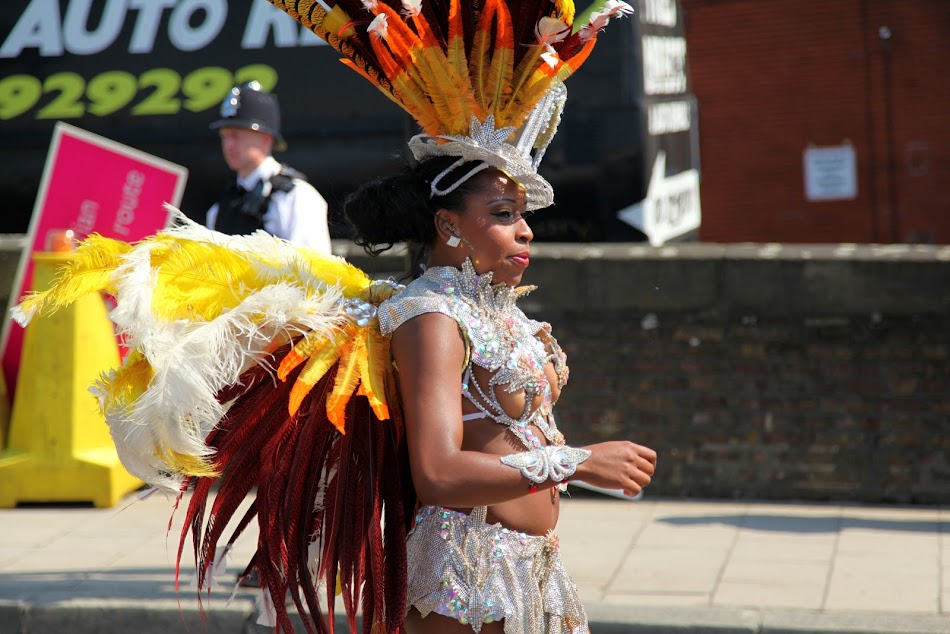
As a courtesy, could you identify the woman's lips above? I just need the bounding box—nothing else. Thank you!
[509,254,530,267]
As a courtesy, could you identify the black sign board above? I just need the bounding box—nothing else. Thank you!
[0,0,699,242]
[539,0,700,243]
[0,0,409,234]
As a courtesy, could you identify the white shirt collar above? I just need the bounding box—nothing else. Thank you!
[237,156,281,190]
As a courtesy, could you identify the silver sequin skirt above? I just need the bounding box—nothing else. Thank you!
[406,505,589,634]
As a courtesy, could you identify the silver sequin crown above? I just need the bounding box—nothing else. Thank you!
[407,82,567,211]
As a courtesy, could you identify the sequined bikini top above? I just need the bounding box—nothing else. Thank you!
[378,259,569,451]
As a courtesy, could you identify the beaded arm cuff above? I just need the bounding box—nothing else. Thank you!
[500,445,592,484]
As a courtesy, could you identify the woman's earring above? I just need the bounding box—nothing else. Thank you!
[446,234,462,248]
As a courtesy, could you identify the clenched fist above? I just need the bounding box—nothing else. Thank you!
[575,441,657,497]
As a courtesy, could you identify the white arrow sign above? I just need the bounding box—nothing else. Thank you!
[617,151,701,246]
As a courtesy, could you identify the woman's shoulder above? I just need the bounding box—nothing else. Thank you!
[377,270,462,336]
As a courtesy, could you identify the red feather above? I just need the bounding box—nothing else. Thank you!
[175,342,414,633]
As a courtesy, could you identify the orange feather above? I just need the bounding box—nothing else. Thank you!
[326,335,364,434]
[484,0,515,113]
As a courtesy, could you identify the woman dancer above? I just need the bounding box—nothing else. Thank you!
[345,155,656,633]
[14,1,656,632]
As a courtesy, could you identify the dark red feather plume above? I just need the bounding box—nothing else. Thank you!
[175,341,415,633]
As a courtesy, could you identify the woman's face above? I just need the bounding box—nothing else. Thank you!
[443,170,534,286]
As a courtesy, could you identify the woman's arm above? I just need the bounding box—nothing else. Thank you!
[393,312,533,507]
[392,312,657,507]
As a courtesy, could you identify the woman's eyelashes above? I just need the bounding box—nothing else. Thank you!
[491,208,533,224]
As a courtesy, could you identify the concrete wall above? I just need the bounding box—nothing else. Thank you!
[4,237,948,503]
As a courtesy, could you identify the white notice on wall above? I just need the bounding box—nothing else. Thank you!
[803,144,857,201]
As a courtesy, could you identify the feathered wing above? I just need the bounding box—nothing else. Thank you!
[14,212,414,633]
[11,234,129,325]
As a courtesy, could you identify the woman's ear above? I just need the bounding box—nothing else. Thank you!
[434,210,460,243]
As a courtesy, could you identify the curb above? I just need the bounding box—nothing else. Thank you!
[585,605,950,634]
[3,600,949,634]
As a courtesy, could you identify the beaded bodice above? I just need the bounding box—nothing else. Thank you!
[378,259,569,451]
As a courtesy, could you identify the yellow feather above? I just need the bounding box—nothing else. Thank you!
[416,47,471,133]
[147,241,265,322]
[488,49,513,114]
[359,327,391,421]
[405,8,473,131]
[364,8,446,134]
[470,24,492,112]
[320,5,356,38]
[159,449,218,478]
[326,334,364,434]
[504,44,547,124]
[145,236,368,322]
[388,62,442,135]
[298,251,372,298]
[288,333,350,417]
[16,234,130,320]
[446,0,469,92]
[484,0,515,113]
[447,1,485,123]
[503,69,556,128]
[556,0,576,26]
[278,334,325,381]
[95,349,153,416]
[390,73,443,136]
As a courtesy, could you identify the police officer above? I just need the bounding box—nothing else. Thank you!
[207,81,331,252]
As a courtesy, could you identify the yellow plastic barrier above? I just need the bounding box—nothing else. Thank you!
[0,252,142,508]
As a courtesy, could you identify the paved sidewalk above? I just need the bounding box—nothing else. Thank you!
[0,491,947,634]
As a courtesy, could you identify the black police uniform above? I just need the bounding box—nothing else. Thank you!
[207,82,331,251]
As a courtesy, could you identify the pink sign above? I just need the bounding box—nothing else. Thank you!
[1,122,188,397]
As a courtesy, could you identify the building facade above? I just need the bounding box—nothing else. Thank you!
[680,0,950,244]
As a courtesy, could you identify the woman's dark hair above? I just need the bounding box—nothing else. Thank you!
[343,156,487,256]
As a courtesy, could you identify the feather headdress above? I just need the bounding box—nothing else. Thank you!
[268,0,633,208]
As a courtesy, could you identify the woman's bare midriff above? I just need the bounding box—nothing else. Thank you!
[454,418,560,535]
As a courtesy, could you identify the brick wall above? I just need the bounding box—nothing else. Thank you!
[529,243,950,504]
[556,305,948,503]
[342,241,950,504]
[679,0,950,244]
[2,238,947,504]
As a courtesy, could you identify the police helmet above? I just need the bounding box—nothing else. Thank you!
[210,81,287,151]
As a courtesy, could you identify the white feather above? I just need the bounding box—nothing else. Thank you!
[368,13,389,40]
[401,0,422,17]
[75,208,364,488]
[106,279,348,487]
